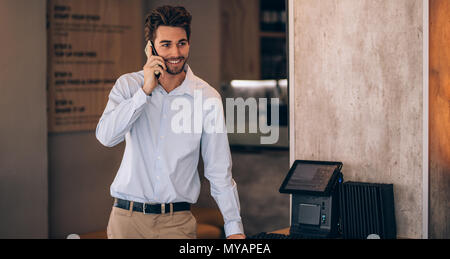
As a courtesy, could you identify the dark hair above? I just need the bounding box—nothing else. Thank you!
[144,5,192,43]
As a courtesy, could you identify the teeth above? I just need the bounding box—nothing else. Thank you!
[168,60,181,64]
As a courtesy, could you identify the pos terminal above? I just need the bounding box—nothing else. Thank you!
[279,160,343,238]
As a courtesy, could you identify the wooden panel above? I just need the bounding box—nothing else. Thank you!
[47,0,143,132]
[429,0,450,239]
[220,0,260,82]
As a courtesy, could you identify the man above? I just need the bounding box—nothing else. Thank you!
[96,5,245,239]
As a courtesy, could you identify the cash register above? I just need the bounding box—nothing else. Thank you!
[248,160,343,239]
[279,160,343,238]
[248,159,397,239]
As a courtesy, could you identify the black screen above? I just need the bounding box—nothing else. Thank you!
[284,163,337,192]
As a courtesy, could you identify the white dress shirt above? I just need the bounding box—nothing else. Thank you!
[96,65,244,237]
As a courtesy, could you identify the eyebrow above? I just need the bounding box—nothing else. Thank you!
[159,39,188,44]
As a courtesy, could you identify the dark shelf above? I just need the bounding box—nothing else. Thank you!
[260,31,286,38]
[260,0,287,80]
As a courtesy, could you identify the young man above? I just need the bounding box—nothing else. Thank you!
[96,5,245,239]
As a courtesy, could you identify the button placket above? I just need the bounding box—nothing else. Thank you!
[154,97,169,189]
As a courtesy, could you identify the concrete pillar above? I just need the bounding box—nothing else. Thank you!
[292,0,424,238]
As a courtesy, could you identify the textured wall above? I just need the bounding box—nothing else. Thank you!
[293,0,423,238]
[0,0,48,238]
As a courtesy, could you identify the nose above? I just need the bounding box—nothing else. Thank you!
[169,45,181,58]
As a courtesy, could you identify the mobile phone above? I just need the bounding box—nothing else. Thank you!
[145,41,162,79]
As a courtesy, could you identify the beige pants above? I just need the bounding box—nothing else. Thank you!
[107,203,197,239]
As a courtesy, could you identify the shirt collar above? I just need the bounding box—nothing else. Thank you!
[153,64,201,97]
[139,63,202,97]
[158,64,199,97]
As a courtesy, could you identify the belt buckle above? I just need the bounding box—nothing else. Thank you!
[161,204,165,214]
[143,203,147,215]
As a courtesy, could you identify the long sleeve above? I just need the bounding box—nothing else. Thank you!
[96,75,148,147]
[201,97,244,237]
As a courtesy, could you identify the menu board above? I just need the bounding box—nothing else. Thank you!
[47,0,143,132]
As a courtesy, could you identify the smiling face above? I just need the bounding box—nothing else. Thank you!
[154,26,190,75]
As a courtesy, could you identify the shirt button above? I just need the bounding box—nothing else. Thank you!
[160,136,165,139]
[156,176,160,180]
[157,156,161,160]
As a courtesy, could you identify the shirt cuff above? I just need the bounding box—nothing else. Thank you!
[132,88,148,108]
[224,221,245,238]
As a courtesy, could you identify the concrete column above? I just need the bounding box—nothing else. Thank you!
[292,0,424,238]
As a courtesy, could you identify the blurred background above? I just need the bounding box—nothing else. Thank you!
[0,0,292,238]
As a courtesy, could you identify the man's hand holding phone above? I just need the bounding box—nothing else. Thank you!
[143,41,166,95]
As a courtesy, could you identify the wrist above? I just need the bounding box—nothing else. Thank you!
[227,234,246,239]
[142,84,154,96]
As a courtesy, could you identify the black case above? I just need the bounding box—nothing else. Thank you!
[339,182,397,239]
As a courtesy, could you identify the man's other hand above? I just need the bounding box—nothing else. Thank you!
[227,234,246,239]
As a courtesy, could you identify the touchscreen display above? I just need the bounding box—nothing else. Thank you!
[284,163,337,192]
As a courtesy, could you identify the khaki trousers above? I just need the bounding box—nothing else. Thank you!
[107,202,197,239]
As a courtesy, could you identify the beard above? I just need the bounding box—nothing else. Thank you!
[164,56,188,75]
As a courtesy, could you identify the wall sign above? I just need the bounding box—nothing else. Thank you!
[47,0,143,132]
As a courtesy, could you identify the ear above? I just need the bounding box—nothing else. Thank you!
[145,41,150,58]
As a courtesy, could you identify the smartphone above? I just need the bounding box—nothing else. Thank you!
[145,41,162,79]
